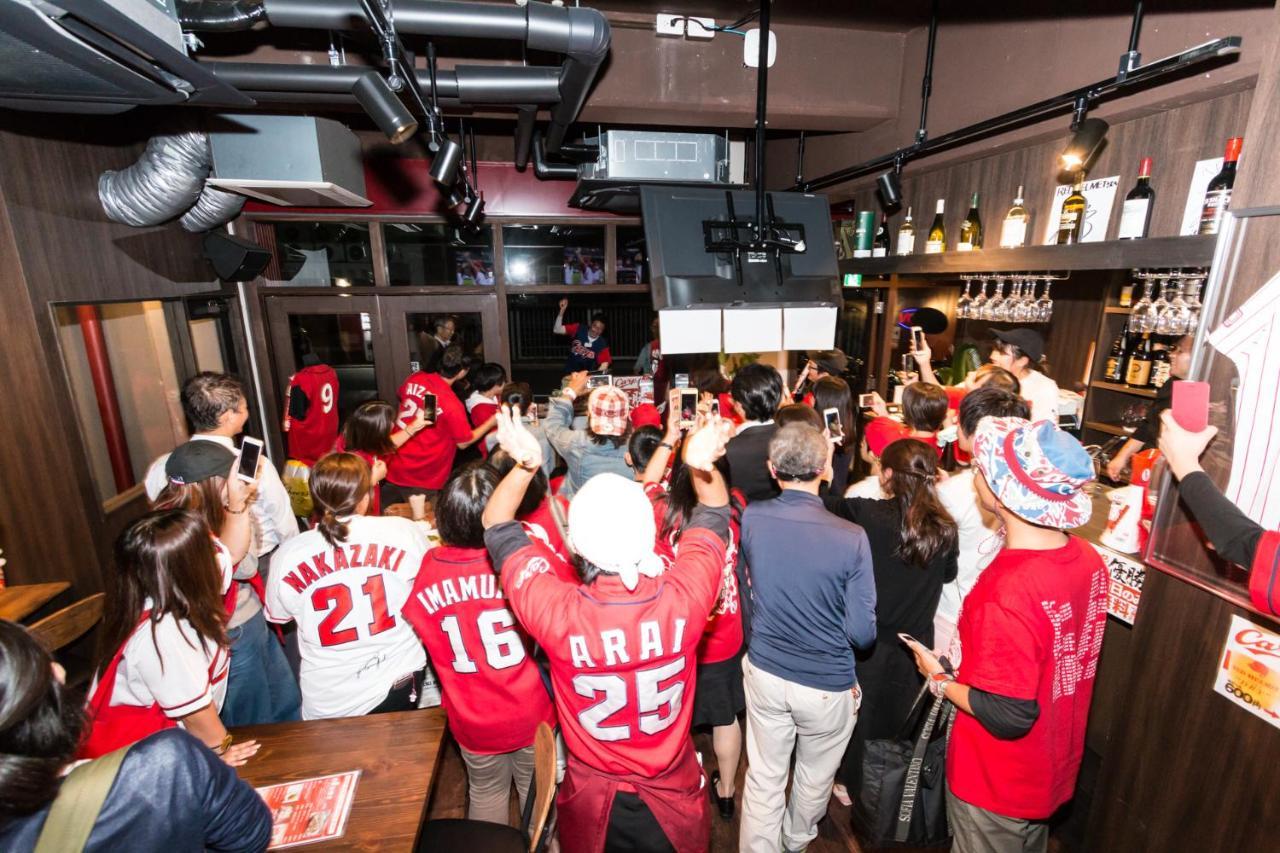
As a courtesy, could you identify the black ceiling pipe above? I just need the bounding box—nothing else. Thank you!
[532,133,576,179]
[177,0,266,31]
[259,0,608,155]
[514,105,536,171]
[203,61,560,105]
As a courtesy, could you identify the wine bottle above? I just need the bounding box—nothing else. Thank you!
[1125,332,1152,386]
[1056,175,1087,245]
[958,193,983,251]
[999,186,1029,249]
[1117,157,1155,240]
[1103,323,1128,382]
[1198,136,1243,235]
[896,207,916,256]
[925,199,946,254]
[873,214,891,257]
[1150,342,1171,389]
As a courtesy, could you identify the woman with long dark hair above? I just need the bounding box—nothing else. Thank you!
[0,621,271,851]
[81,509,259,764]
[821,438,959,813]
[335,399,430,516]
[813,376,856,495]
[264,453,432,719]
[154,440,301,727]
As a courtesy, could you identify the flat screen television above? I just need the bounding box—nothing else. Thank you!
[640,186,841,310]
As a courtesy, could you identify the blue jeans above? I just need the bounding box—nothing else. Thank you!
[222,609,302,727]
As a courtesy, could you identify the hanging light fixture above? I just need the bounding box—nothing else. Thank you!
[1060,117,1109,172]
[352,72,417,144]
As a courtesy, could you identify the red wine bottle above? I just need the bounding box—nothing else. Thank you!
[1117,158,1155,239]
[1199,137,1243,235]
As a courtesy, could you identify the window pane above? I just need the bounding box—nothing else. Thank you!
[616,226,649,284]
[384,222,495,286]
[506,292,654,389]
[288,314,378,423]
[503,224,605,285]
[271,222,375,287]
[55,302,186,503]
[407,313,487,375]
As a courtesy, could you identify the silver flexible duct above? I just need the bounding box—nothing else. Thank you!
[99,131,211,226]
[180,183,247,232]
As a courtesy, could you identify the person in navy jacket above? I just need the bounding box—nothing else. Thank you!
[554,297,612,373]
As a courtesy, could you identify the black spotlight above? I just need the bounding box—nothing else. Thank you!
[876,169,903,209]
[463,195,485,229]
[352,73,417,144]
[430,137,464,186]
[1060,117,1109,172]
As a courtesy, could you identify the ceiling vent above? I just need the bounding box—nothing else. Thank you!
[565,130,745,213]
[207,114,370,207]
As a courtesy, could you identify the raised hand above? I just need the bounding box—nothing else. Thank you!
[558,297,569,313]
[683,413,733,473]
[566,370,590,397]
[224,459,259,513]
[494,404,544,471]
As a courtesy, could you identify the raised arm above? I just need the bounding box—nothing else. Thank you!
[644,399,685,486]
[910,336,939,385]
[482,406,544,528]
[553,297,569,335]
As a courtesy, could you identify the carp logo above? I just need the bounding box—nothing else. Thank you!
[1234,629,1280,661]
[514,556,551,590]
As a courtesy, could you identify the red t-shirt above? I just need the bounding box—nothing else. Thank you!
[402,545,556,754]
[868,417,943,459]
[498,528,725,777]
[386,372,472,490]
[520,496,578,584]
[466,394,500,458]
[948,536,1108,819]
[944,385,967,412]
[284,365,339,466]
[333,437,382,517]
[643,484,745,664]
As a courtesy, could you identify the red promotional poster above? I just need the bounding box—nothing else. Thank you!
[257,770,361,849]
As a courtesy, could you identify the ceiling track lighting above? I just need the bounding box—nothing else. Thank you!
[352,72,417,144]
[876,157,904,209]
[430,137,464,186]
[795,35,1242,194]
[1060,115,1109,173]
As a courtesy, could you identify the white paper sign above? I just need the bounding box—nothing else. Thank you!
[1042,175,1120,244]
[659,308,721,354]
[1180,157,1223,236]
[1214,615,1280,730]
[723,306,783,354]
[782,305,837,351]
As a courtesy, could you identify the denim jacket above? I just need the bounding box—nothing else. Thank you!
[543,396,633,499]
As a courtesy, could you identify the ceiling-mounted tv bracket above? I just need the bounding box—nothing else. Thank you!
[703,191,807,289]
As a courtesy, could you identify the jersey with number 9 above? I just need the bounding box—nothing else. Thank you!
[401,545,556,754]
[264,515,431,719]
[490,520,725,777]
[284,363,340,466]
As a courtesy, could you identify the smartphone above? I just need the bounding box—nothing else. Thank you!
[710,397,721,417]
[911,325,925,351]
[236,436,264,483]
[897,632,920,646]
[587,374,612,389]
[1171,380,1211,432]
[823,407,843,438]
[858,392,878,409]
[679,389,699,427]
[674,372,690,389]
[421,392,438,422]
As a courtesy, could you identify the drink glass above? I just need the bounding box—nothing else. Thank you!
[957,280,973,319]
[1130,280,1154,333]
[1036,279,1054,323]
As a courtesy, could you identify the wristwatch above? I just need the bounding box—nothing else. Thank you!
[561,387,577,401]
[929,671,956,699]
[214,733,233,755]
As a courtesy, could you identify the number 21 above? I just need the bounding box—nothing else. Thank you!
[312,575,397,647]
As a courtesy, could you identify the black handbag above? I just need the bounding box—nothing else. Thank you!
[854,680,954,847]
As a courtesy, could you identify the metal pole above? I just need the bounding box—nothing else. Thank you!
[917,0,939,144]
[753,0,770,239]
[76,305,134,492]
[794,130,806,186]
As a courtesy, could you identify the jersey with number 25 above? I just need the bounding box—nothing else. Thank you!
[492,520,725,777]
[265,515,430,720]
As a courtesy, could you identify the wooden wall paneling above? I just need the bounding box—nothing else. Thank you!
[1086,570,1280,852]
[1231,2,1280,213]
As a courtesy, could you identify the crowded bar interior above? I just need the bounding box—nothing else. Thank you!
[2,0,1279,851]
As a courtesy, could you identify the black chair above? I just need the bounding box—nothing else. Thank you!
[417,722,558,853]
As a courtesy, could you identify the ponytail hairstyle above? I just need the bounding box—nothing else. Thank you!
[0,621,83,817]
[310,453,372,547]
[660,456,741,544]
[153,475,227,536]
[436,463,498,549]
[101,509,229,668]
[880,439,957,569]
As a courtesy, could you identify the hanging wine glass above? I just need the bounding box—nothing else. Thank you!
[1130,280,1155,333]
[982,277,1001,321]
[1147,278,1170,333]
[992,278,1013,322]
[1164,281,1191,336]
[957,279,973,319]
[1037,278,1054,323]
[1184,277,1204,335]
[970,277,990,319]
[1017,278,1035,323]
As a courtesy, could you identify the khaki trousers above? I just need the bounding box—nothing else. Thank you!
[739,655,857,853]
[947,787,1049,853]
[459,744,536,825]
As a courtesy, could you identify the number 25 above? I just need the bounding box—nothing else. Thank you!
[573,658,685,741]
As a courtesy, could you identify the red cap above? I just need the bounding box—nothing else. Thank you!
[864,417,910,457]
[1225,137,1243,162]
[629,403,662,430]
[1138,157,1153,178]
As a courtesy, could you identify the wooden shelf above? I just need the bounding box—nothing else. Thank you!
[1084,420,1137,437]
[1103,307,1134,315]
[1090,380,1158,398]
[838,235,1216,276]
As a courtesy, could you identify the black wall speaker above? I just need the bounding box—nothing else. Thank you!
[203,233,271,282]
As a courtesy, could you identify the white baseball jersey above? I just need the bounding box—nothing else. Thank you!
[265,515,431,719]
[1207,269,1280,528]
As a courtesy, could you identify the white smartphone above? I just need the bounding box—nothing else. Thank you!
[823,407,843,438]
[710,397,721,417]
[236,436,264,482]
[587,373,613,388]
[679,389,699,428]
[858,392,877,409]
[674,372,690,389]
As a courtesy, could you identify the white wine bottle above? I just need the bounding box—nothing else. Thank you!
[958,193,983,251]
[896,207,916,256]
[999,186,1029,248]
[925,199,946,254]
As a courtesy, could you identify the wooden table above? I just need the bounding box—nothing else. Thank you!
[0,581,69,620]
[232,709,448,851]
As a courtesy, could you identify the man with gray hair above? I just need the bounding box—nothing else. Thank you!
[738,422,877,853]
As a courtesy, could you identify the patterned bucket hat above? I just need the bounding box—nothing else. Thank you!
[973,416,1095,529]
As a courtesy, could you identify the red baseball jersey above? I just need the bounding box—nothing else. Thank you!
[386,372,472,490]
[519,496,578,584]
[494,523,725,777]
[401,545,556,754]
[284,364,339,466]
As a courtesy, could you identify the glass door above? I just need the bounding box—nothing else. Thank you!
[382,293,504,382]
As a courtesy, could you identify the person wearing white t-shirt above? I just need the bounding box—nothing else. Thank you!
[265,453,432,719]
[990,328,1059,425]
[934,386,1032,661]
[83,509,260,765]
